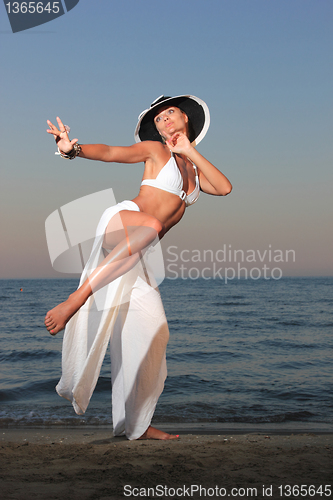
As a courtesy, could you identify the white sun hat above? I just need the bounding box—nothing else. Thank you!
[134,94,210,146]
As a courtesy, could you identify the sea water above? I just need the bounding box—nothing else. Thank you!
[0,277,332,431]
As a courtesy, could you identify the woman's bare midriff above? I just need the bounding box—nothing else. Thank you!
[132,185,186,234]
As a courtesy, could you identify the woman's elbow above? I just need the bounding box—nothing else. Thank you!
[220,183,232,196]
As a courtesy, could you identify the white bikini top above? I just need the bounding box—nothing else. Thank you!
[141,153,200,207]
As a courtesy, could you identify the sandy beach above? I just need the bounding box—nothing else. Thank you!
[0,427,332,500]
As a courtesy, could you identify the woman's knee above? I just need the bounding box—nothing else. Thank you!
[119,210,164,237]
[149,217,164,236]
[137,213,164,236]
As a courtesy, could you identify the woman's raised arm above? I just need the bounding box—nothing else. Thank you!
[47,116,160,164]
[81,142,158,164]
[165,132,232,196]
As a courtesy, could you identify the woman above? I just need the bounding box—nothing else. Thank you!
[45,95,232,440]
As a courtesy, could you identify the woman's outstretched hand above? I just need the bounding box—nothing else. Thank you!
[165,132,192,155]
[47,116,78,153]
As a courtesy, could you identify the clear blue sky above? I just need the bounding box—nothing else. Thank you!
[0,0,332,278]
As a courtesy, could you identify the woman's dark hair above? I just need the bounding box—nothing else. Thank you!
[186,117,195,143]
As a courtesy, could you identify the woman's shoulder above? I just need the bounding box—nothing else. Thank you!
[132,140,164,153]
[141,140,169,160]
[145,140,165,152]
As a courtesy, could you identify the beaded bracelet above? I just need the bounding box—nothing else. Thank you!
[57,143,81,160]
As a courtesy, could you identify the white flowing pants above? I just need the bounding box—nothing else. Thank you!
[56,201,169,440]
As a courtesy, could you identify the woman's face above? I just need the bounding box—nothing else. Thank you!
[154,106,188,140]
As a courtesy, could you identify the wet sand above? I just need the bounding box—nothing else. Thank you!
[0,428,332,500]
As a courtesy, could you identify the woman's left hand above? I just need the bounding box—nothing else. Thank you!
[165,132,192,155]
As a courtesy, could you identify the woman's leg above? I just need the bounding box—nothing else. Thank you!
[111,276,178,441]
[45,210,164,335]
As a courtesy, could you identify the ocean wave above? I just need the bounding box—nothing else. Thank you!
[0,349,59,363]
[0,408,318,427]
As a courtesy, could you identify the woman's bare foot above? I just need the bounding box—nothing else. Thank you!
[138,426,179,440]
[45,294,83,335]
